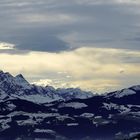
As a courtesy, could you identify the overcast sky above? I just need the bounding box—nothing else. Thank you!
[0,0,140,93]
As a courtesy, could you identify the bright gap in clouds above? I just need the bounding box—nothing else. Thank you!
[0,42,15,50]
[0,47,140,93]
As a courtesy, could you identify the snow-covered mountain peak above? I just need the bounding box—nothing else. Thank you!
[15,74,29,87]
[16,74,25,79]
[0,71,14,81]
[0,71,16,89]
[0,71,30,89]
[115,89,136,98]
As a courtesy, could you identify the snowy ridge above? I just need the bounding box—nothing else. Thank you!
[115,89,136,98]
[0,71,94,103]
[58,102,88,109]
[106,86,140,99]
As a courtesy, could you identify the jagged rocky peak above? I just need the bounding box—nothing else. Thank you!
[0,70,10,75]
[16,74,25,79]
[0,71,30,92]
[0,70,10,76]
[45,85,56,91]
[15,74,29,85]
[0,70,14,81]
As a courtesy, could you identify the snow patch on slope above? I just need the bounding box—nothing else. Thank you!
[59,102,88,109]
[115,89,136,98]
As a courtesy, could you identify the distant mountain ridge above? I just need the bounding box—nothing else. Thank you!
[0,70,94,103]
[0,70,140,140]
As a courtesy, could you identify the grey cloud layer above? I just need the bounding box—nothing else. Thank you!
[0,0,140,52]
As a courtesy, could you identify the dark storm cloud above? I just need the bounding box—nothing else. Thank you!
[14,35,69,52]
[0,0,140,52]
[1,32,69,52]
[0,29,69,52]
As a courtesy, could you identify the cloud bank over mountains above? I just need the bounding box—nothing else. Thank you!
[1,47,140,92]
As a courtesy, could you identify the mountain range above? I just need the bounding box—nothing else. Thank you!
[0,71,140,140]
[0,70,93,103]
